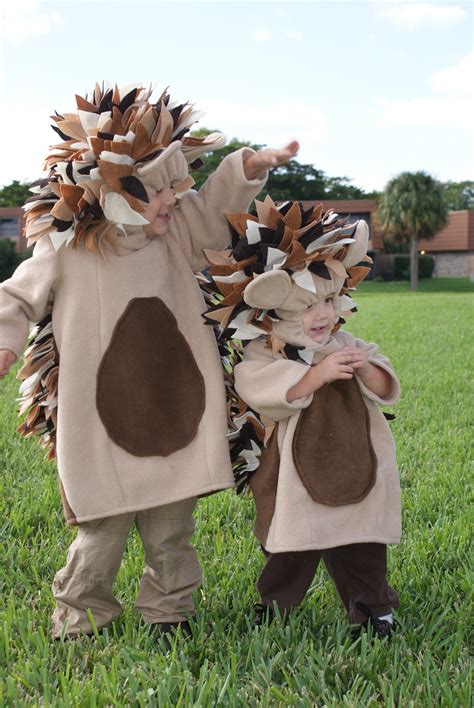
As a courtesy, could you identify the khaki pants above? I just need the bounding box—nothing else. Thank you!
[52,498,201,637]
[258,543,399,624]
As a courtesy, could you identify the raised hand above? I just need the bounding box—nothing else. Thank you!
[243,141,300,180]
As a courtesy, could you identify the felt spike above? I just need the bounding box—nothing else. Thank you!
[325,258,348,279]
[308,261,331,279]
[263,194,277,210]
[291,268,317,293]
[60,184,84,212]
[254,199,272,225]
[284,240,307,269]
[76,94,99,113]
[225,212,258,237]
[282,201,302,230]
[245,220,265,244]
[265,206,283,231]
[119,175,148,202]
[203,249,233,266]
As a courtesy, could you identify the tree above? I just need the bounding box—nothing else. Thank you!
[441,180,474,211]
[190,129,371,201]
[378,171,448,291]
[0,180,32,207]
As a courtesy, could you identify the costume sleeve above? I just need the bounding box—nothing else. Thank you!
[352,336,401,406]
[171,148,267,272]
[0,236,59,357]
[234,339,313,422]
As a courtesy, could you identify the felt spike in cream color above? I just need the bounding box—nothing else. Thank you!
[245,220,265,244]
[102,192,149,225]
[291,268,317,293]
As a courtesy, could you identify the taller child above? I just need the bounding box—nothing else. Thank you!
[0,82,298,638]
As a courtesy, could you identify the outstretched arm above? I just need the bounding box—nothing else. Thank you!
[173,141,300,272]
[243,141,300,180]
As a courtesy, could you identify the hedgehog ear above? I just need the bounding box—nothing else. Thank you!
[243,270,293,309]
[341,220,369,268]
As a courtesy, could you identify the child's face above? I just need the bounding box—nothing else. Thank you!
[143,185,177,236]
[301,296,337,344]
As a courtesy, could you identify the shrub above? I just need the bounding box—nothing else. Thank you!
[0,239,18,281]
[394,254,435,280]
[0,240,33,282]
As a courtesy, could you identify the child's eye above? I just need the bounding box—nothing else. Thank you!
[325,296,333,304]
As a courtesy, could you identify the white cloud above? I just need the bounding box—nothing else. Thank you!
[377,50,474,130]
[250,29,273,42]
[0,104,52,186]
[431,50,474,95]
[375,3,467,30]
[377,95,472,130]
[202,100,327,161]
[0,0,62,41]
[286,30,304,41]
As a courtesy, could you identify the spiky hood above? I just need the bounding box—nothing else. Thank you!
[24,82,225,254]
[204,196,372,350]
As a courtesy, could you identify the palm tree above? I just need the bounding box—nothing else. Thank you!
[378,171,448,291]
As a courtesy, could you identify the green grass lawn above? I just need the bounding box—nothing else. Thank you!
[0,279,472,706]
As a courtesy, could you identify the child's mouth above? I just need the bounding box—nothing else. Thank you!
[310,324,329,339]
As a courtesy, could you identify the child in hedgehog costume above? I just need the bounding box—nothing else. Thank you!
[0,82,298,639]
[204,198,401,638]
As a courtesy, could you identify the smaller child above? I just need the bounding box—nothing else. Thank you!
[204,198,401,638]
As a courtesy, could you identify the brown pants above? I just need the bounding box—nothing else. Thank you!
[52,498,201,637]
[257,543,398,624]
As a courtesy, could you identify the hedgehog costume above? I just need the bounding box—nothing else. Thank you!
[0,83,268,637]
[204,198,401,633]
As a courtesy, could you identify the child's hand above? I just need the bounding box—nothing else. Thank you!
[0,349,17,379]
[342,347,371,376]
[315,348,357,385]
[243,141,300,180]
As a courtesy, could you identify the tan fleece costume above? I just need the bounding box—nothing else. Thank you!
[0,83,267,635]
[234,331,401,553]
[1,148,265,524]
[204,198,401,622]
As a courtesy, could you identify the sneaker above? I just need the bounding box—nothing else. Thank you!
[253,603,275,627]
[351,603,395,640]
[151,620,192,636]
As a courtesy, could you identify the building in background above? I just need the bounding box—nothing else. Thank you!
[1,202,473,277]
[0,208,26,252]
[303,200,473,278]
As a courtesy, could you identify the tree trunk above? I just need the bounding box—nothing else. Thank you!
[410,235,418,291]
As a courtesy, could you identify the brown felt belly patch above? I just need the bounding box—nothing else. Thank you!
[97,297,205,457]
[292,379,376,506]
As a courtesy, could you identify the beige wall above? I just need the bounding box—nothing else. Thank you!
[432,252,474,277]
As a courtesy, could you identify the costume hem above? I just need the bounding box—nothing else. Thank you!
[66,483,234,525]
[262,534,401,553]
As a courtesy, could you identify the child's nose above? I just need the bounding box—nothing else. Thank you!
[162,186,177,206]
[312,302,327,318]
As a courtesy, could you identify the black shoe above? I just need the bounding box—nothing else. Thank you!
[148,620,192,649]
[151,620,192,637]
[253,603,276,627]
[351,603,395,640]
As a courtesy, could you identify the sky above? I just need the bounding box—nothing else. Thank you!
[0,0,473,192]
